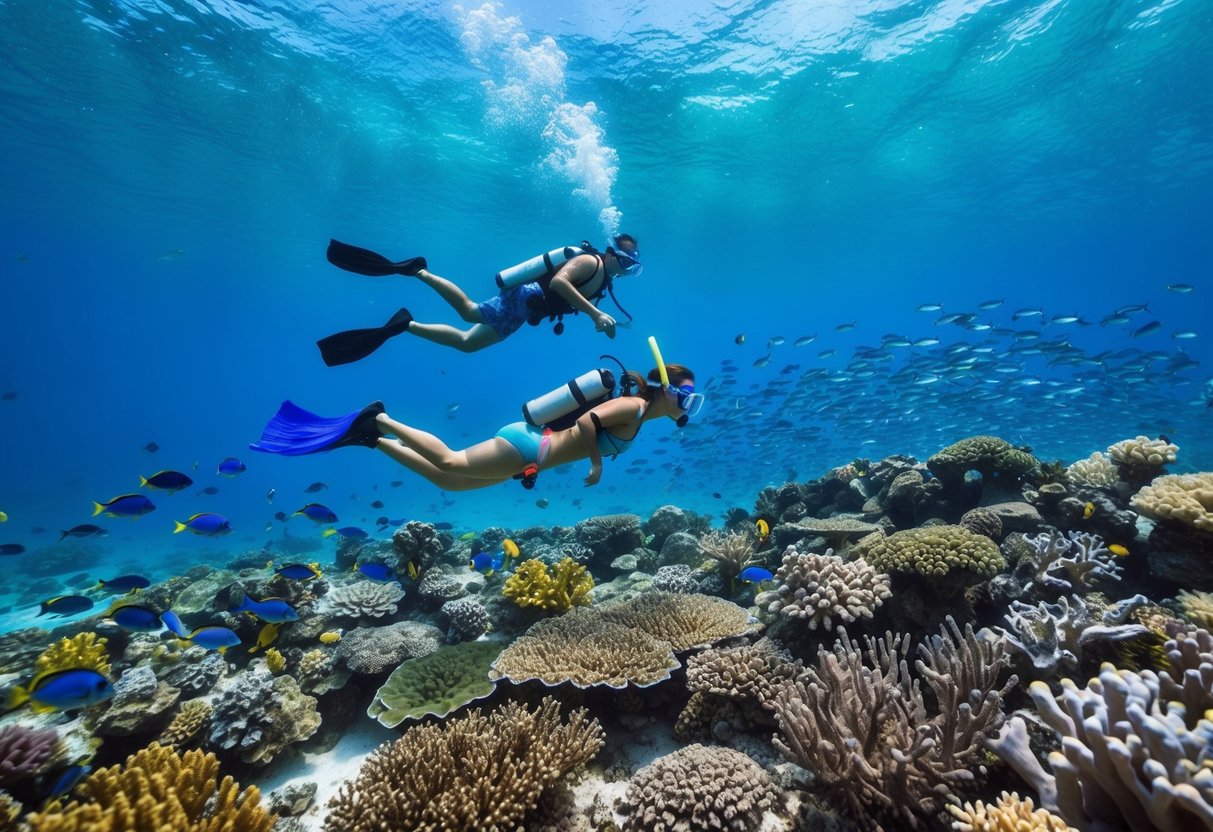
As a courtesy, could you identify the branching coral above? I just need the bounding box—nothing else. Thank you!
[24,743,274,832]
[35,633,110,677]
[1132,472,1213,533]
[685,637,804,706]
[995,594,1148,677]
[323,581,405,619]
[502,557,593,612]
[1065,452,1119,488]
[1021,531,1123,594]
[621,744,781,832]
[771,617,1015,830]
[765,547,891,630]
[324,698,603,832]
[948,792,1075,832]
[159,700,212,751]
[1177,590,1213,630]
[1157,625,1213,728]
[1108,435,1179,477]
[865,525,1004,580]
[367,641,501,728]
[696,529,755,578]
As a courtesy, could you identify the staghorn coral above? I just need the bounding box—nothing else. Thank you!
[502,557,593,612]
[24,742,274,832]
[334,621,442,675]
[367,641,501,728]
[995,594,1149,677]
[865,525,1004,580]
[490,606,679,688]
[772,617,1015,830]
[764,547,891,631]
[35,633,110,678]
[1108,435,1179,477]
[1177,589,1213,629]
[989,666,1213,832]
[208,670,320,766]
[960,507,1003,540]
[323,697,603,832]
[323,581,405,619]
[1131,472,1213,533]
[441,598,490,642]
[948,792,1075,832]
[1065,452,1119,488]
[601,591,757,651]
[0,725,60,786]
[159,700,212,750]
[928,436,1039,485]
[685,636,804,706]
[696,529,755,578]
[620,743,781,832]
[1021,531,1123,595]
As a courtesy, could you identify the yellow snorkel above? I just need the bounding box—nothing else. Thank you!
[647,336,670,387]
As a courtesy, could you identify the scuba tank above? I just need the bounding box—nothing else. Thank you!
[495,246,587,289]
[522,369,615,430]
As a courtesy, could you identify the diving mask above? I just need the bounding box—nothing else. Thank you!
[607,239,643,277]
[672,384,705,418]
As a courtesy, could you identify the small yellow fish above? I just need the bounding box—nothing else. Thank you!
[247,622,280,654]
[755,519,770,544]
[0,510,7,523]
[1083,501,1095,520]
[406,560,419,580]
[459,532,477,541]
[503,539,520,560]
[319,631,342,644]
[1108,544,1130,557]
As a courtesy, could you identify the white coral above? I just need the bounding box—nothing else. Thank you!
[1065,452,1119,487]
[323,581,405,619]
[1108,435,1178,469]
[766,547,891,631]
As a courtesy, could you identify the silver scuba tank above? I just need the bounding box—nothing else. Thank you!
[522,369,616,427]
[495,246,585,289]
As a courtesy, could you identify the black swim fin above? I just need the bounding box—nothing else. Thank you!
[317,308,413,367]
[327,239,427,276]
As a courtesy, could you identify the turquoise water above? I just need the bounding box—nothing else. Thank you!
[1,0,1210,598]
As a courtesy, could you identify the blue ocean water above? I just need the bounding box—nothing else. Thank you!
[1,0,1210,618]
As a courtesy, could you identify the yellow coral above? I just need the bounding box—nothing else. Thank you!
[160,700,212,751]
[35,633,110,678]
[502,557,593,612]
[264,648,286,674]
[319,631,342,644]
[948,791,1074,831]
[1177,589,1213,630]
[24,742,274,832]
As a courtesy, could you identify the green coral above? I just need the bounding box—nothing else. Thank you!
[927,435,1039,484]
[865,525,1005,579]
[368,641,502,728]
[502,557,593,612]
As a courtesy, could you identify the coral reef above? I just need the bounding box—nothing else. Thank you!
[575,513,644,562]
[322,581,405,620]
[1132,472,1213,532]
[1108,434,1179,481]
[0,725,59,786]
[652,564,700,594]
[160,649,225,696]
[696,529,755,578]
[1157,625,1213,725]
[324,698,603,832]
[1177,589,1213,629]
[864,525,1004,580]
[23,743,274,832]
[391,520,449,573]
[367,641,501,728]
[763,547,891,631]
[441,598,490,642]
[35,633,110,677]
[602,591,758,651]
[416,570,466,610]
[960,506,1004,540]
[927,435,1039,485]
[620,744,782,832]
[782,516,881,554]
[208,670,321,765]
[1020,531,1123,595]
[948,792,1075,832]
[685,637,804,706]
[263,647,286,674]
[95,666,180,737]
[334,621,442,675]
[502,557,593,612]
[772,617,1015,830]
[1065,452,1119,488]
[995,594,1149,677]
[159,700,212,750]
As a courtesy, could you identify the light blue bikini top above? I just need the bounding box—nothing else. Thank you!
[591,405,643,457]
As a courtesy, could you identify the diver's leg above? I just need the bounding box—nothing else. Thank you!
[414,269,483,323]
[375,442,507,491]
[377,414,525,477]
[405,321,501,353]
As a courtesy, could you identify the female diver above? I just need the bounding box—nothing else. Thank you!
[251,363,703,491]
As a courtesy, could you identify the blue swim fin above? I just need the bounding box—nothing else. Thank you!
[250,401,384,456]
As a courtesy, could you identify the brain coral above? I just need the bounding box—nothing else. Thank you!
[685,637,805,706]
[1066,452,1119,488]
[959,507,1003,540]
[865,525,1005,579]
[324,698,603,832]
[323,581,405,619]
[927,436,1038,483]
[620,743,781,832]
[765,548,891,630]
[1130,472,1213,533]
[335,621,443,675]
[502,557,593,612]
[367,641,501,729]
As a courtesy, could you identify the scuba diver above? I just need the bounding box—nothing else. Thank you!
[317,234,643,366]
[252,341,702,491]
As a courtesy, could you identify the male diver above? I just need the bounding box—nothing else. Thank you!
[316,234,643,365]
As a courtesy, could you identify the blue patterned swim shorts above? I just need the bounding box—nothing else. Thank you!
[477,283,544,338]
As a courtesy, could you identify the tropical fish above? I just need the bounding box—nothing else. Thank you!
[371,500,385,509]
[835,321,857,332]
[458,532,477,541]
[45,761,92,802]
[93,494,155,518]
[1082,501,1096,520]
[216,457,246,477]
[916,303,943,312]
[406,560,420,580]
[356,562,397,583]
[5,668,113,713]
[753,354,772,368]
[1172,331,1197,339]
[767,336,786,348]
[734,333,746,345]
[173,513,232,537]
[1107,544,1130,557]
[535,498,549,509]
[737,566,774,583]
[230,592,299,624]
[38,595,94,617]
[0,544,24,556]
[304,482,328,493]
[468,551,504,575]
[1011,307,1043,320]
[196,486,220,496]
[755,519,770,545]
[139,470,194,492]
[977,299,1004,310]
[105,604,164,632]
[274,562,322,581]
[159,610,187,638]
[97,574,151,593]
[266,488,276,503]
[793,335,817,346]
[179,625,241,653]
[247,622,280,654]
[294,503,338,524]
[323,526,369,540]
[319,631,341,644]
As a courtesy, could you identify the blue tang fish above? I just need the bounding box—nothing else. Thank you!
[139,470,194,492]
[93,494,155,518]
[159,610,187,637]
[180,625,241,652]
[97,574,151,593]
[323,526,368,540]
[106,604,163,632]
[45,761,92,802]
[5,668,114,713]
[737,566,774,583]
[173,513,232,537]
[356,562,397,583]
[231,592,299,624]
[216,457,246,477]
[294,503,338,524]
[39,595,94,617]
[274,562,322,581]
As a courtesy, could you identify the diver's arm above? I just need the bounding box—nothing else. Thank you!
[573,397,641,486]
[549,256,615,337]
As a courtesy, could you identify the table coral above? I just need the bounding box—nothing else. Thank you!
[367,641,501,728]
[324,698,603,832]
[23,742,274,832]
[601,591,758,651]
[334,621,442,675]
[502,557,593,612]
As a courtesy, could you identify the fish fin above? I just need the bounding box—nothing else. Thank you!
[3,685,28,711]
[92,503,104,517]
[173,521,187,534]
[322,529,337,538]
[139,476,148,488]
[248,645,259,654]
[218,646,227,655]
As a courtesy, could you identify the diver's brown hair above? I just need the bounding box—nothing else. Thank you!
[626,364,694,401]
